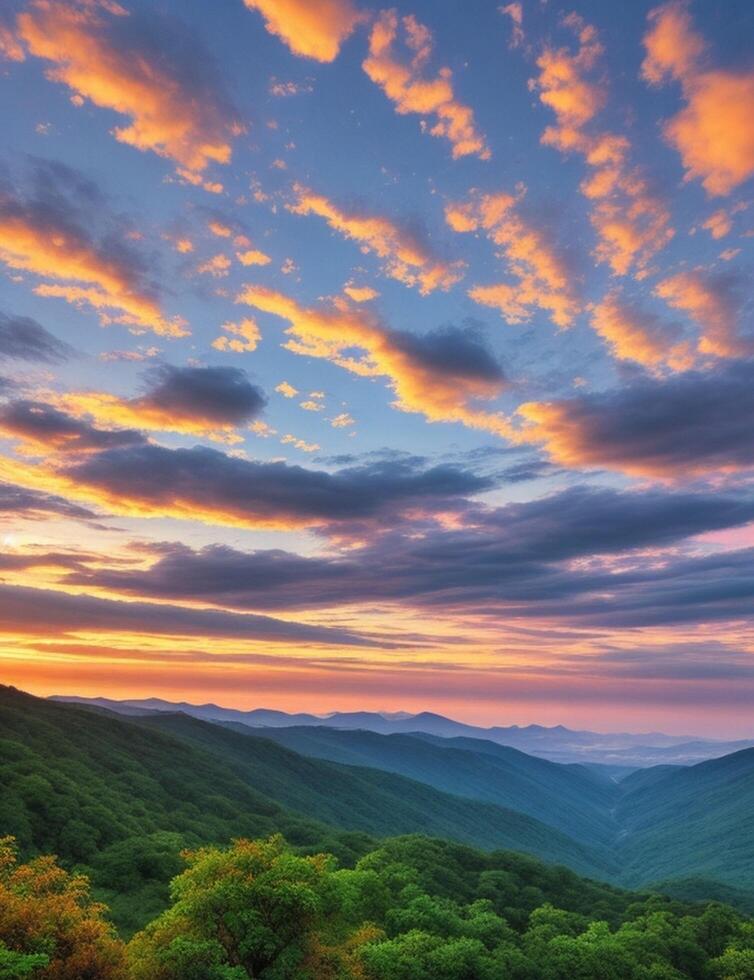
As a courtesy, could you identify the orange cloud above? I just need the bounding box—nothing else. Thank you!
[211,318,261,353]
[654,271,751,359]
[275,382,299,398]
[49,391,244,445]
[363,10,490,160]
[281,433,320,453]
[446,190,580,328]
[197,253,231,278]
[701,209,732,240]
[208,220,232,238]
[237,248,271,267]
[533,14,673,276]
[17,0,242,179]
[590,292,693,373]
[243,0,361,62]
[0,22,24,61]
[500,3,524,49]
[642,1,754,196]
[239,286,511,438]
[289,184,463,294]
[343,283,379,303]
[536,16,604,129]
[0,197,186,338]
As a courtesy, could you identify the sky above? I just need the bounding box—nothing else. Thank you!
[0,0,753,736]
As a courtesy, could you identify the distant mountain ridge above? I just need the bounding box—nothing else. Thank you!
[50,694,754,767]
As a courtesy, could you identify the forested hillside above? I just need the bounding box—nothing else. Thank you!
[0,688,754,980]
[0,687,378,932]
[0,686,605,931]
[4,684,754,931]
[133,711,609,875]
[616,748,754,892]
[236,723,619,845]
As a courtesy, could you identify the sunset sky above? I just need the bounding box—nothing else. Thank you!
[0,0,753,735]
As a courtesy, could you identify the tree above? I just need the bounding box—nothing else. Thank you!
[127,835,340,979]
[0,837,126,979]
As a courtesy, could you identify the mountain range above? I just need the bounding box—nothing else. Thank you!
[51,694,754,767]
[3,684,754,939]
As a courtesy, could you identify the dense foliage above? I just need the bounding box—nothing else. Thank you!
[1,835,752,980]
[0,837,125,979]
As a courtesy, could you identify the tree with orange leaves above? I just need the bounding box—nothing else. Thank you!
[0,836,126,980]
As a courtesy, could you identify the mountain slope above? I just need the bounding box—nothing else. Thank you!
[133,711,610,878]
[616,747,754,891]
[19,687,754,910]
[0,685,376,933]
[229,723,619,845]
[0,687,609,878]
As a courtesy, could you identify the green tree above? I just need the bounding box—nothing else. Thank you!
[127,835,339,979]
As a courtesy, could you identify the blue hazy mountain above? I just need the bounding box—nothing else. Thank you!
[51,694,754,767]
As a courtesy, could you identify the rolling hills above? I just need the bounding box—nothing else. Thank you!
[615,747,754,892]
[226,722,619,845]
[0,685,613,930]
[4,685,754,927]
[223,721,754,905]
[132,710,609,876]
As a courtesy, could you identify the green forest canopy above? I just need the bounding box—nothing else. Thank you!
[2,833,754,980]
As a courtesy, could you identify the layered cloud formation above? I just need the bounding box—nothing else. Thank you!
[1,0,753,728]
[516,359,754,478]
[2,439,489,531]
[53,365,267,444]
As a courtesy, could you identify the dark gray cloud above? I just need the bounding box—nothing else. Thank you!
[532,359,754,477]
[68,485,754,629]
[138,365,267,425]
[389,323,505,383]
[59,445,491,525]
[0,399,145,452]
[0,312,74,363]
[0,482,98,522]
[0,582,378,647]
